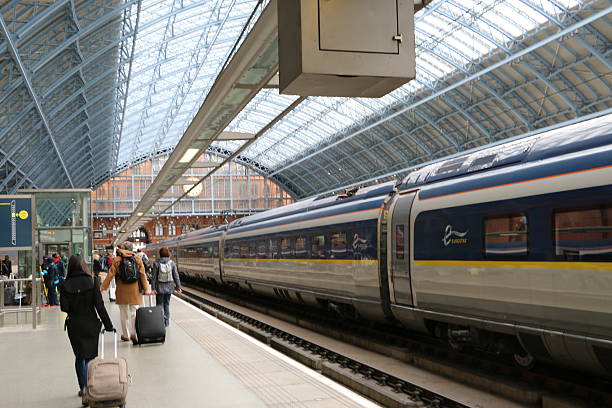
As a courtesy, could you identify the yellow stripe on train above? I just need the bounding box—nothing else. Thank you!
[414,260,612,270]
[223,258,378,265]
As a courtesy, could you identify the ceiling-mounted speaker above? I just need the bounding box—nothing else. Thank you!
[278,0,418,98]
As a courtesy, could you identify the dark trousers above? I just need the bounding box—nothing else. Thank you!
[46,285,58,306]
[156,293,171,327]
[75,357,93,391]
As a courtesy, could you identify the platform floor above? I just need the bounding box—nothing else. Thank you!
[0,297,380,408]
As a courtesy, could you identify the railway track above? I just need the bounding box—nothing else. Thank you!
[178,280,612,408]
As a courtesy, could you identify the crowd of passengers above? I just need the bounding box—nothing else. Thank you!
[37,241,181,406]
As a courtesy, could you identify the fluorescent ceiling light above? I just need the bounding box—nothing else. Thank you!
[179,148,200,163]
[136,212,143,216]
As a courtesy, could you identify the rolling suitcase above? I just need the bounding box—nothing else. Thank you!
[135,295,165,345]
[85,330,129,408]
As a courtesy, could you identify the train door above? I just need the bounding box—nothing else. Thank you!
[388,192,416,306]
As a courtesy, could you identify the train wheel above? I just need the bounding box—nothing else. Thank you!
[513,349,535,369]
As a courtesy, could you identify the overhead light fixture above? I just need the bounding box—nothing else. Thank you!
[179,148,200,163]
[136,212,143,216]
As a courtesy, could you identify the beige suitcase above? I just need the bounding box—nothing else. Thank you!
[85,330,129,407]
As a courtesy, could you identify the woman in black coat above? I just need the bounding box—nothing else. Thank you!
[60,255,114,397]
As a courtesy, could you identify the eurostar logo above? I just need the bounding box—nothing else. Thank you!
[442,225,468,246]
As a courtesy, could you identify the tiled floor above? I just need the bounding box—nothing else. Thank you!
[0,296,379,408]
[172,300,377,407]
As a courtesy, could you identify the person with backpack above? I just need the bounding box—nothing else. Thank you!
[59,255,114,399]
[151,247,181,327]
[100,241,150,343]
[136,249,152,282]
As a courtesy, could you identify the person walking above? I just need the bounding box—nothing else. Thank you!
[151,247,182,327]
[59,255,114,399]
[53,253,66,281]
[41,256,59,306]
[0,257,9,277]
[92,254,102,287]
[101,246,115,302]
[101,241,150,343]
[2,255,12,276]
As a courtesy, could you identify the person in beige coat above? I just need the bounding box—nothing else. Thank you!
[101,241,150,343]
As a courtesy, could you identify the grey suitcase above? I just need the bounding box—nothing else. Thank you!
[85,330,129,407]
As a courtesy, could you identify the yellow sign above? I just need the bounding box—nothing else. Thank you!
[19,210,29,220]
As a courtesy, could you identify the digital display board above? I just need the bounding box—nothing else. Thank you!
[0,196,33,249]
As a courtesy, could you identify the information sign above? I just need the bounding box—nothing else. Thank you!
[0,196,33,249]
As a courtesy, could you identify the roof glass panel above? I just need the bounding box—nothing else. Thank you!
[116,0,270,166]
[223,0,580,169]
[112,0,582,178]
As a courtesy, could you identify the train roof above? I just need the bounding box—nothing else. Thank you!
[146,224,225,248]
[399,113,612,191]
[227,181,395,230]
[149,114,610,245]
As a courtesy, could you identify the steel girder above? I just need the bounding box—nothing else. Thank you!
[0,0,137,192]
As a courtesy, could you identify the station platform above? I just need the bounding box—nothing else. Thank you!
[0,297,380,408]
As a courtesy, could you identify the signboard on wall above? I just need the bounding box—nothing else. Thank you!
[0,196,33,250]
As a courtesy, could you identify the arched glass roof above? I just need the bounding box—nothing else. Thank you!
[116,0,269,166]
[218,0,590,169]
[1,0,610,198]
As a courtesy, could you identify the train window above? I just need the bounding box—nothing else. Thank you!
[280,237,292,257]
[249,243,257,258]
[269,239,278,258]
[331,232,347,258]
[202,247,210,258]
[295,237,307,258]
[311,235,326,259]
[554,205,612,261]
[232,244,240,258]
[484,214,528,257]
[395,225,405,260]
[257,242,267,259]
[240,243,250,258]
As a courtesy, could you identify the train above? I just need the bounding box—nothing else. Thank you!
[146,114,612,376]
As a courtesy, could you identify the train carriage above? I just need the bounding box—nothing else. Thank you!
[147,114,612,375]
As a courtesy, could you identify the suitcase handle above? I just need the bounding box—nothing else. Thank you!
[100,328,118,359]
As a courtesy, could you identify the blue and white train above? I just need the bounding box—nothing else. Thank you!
[147,114,612,375]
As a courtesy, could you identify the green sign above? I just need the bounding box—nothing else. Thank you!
[0,196,33,249]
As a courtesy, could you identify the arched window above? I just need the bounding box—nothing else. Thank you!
[112,222,120,237]
[155,222,164,236]
[181,223,190,234]
[130,229,145,239]
[168,221,176,236]
[100,223,107,234]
